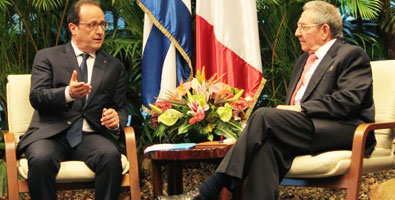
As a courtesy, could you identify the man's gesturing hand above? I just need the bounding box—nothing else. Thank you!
[101,108,120,129]
[69,70,91,99]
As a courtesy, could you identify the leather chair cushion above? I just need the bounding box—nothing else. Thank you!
[286,148,393,178]
[17,154,130,182]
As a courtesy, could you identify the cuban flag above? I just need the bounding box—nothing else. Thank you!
[195,0,264,100]
[138,0,192,109]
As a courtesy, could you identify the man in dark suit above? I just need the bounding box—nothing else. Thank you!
[159,1,376,200]
[16,1,127,199]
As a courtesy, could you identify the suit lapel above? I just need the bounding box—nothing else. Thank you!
[84,50,107,108]
[301,39,341,102]
[64,43,84,82]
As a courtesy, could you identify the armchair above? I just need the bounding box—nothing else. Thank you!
[4,74,141,200]
[281,60,395,200]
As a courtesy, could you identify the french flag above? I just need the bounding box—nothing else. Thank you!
[138,0,192,109]
[195,0,264,99]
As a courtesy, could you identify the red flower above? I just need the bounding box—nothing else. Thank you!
[230,97,252,112]
[152,101,172,114]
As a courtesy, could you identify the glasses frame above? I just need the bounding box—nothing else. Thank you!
[77,21,109,31]
[297,23,322,31]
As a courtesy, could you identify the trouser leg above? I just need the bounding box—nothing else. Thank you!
[216,107,314,198]
[242,139,289,199]
[72,133,122,200]
[24,134,69,200]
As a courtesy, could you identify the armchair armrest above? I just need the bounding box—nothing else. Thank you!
[124,126,141,200]
[347,121,395,196]
[3,131,20,197]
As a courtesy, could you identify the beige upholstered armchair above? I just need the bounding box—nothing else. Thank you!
[282,60,395,200]
[4,75,141,200]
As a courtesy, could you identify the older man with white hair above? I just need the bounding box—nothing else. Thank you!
[159,1,376,199]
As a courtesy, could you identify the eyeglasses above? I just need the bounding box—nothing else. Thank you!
[297,23,321,31]
[77,21,109,30]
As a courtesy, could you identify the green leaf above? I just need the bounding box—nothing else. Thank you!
[178,122,192,134]
[197,93,208,106]
[155,124,168,141]
[214,122,239,139]
[224,120,243,132]
[217,103,232,122]
[227,89,244,102]
[340,0,382,19]
[166,109,184,118]
[143,123,154,142]
[158,109,183,126]
[149,104,163,114]
[0,0,11,11]
[207,133,214,141]
[32,0,63,11]
[203,123,215,134]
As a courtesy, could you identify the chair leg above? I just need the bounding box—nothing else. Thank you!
[124,127,141,200]
[346,180,360,200]
[5,165,19,200]
[4,132,20,200]
[6,180,19,200]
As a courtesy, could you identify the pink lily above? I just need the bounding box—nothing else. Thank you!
[188,105,205,124]
[187,96,209,124]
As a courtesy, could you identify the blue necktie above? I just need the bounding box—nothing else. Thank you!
[66,53,90,147]
[66,117,83,148]
[80,53,89,83]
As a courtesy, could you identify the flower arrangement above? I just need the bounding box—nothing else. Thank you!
[149,68,253,142]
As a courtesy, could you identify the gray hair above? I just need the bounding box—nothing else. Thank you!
[303,1,343,38]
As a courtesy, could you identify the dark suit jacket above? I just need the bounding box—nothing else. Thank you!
[286,39,376,154]
[17,42,127,155]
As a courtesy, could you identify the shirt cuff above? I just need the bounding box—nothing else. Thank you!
[65,86,75,103]
[108,124,120,135]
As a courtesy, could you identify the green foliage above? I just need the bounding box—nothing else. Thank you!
[0,131,5,197]
[379,1,394,35]
[339,0,382,19]
[0,0,11,10]
[0,159,6,197]
[0,0,70,129]
[32,0,63,11]
[101,0,144,144]
[256,0,304,107]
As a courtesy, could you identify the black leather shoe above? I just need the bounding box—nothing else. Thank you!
[156,187,204,200]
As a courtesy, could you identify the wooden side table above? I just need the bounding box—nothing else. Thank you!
[144,142,233,199]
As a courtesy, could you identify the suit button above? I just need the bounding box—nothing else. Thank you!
[67,121,72,125]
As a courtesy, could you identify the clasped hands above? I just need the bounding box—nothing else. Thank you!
[68,70,119,129]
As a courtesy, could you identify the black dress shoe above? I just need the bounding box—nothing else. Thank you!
[156,187,205,200]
